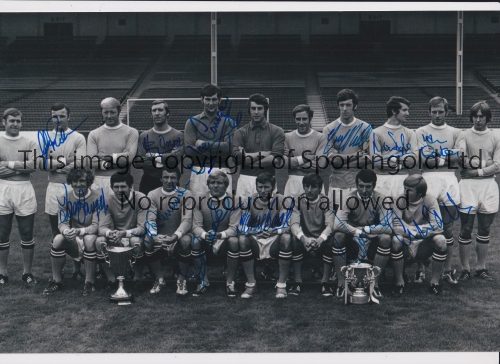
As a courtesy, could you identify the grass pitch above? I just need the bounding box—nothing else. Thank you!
[0,168,500,353]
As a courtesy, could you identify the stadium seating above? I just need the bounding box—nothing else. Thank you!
[168,35,232,61]
[317,66,500,129]
[95,36,166,58]
[7,36,97,60]
[237,35,302,62]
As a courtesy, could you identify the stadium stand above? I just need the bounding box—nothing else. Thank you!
[94,36,166,58]
[168,35,232,61]
[7,36,97,60]
[237,35,302,61]
[317,66,500,129]
[0,59,153,131]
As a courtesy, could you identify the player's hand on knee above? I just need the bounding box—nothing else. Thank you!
[164,235,178,244]
[63,228,77,241]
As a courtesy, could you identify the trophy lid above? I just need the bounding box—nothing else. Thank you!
[350,262,372,269]
[107,246,135,253]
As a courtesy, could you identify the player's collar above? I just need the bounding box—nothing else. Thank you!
[153,125,172,134]
[1,134,21,140]
[339,117,357,127]
[103,123,124,130]
[72,189,92,199]
[209,193,227,200]
[161,188,178,195]
[471,127,490,135]
[357,192,372,203]
[294,129,314,138]
[257,193,276,203]
[249,120,268,130]
[383,122,402,130]
[307,196,320,204]
[429,123,447,130]
[200,111,220,122]
[409,197,423,205]
[51,128,72,133]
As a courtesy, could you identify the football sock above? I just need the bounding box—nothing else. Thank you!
[50,245,66,283]
[391,251,405,286]
[83,250,97,284]
[0,241,10,276]
[458,235,472,271]
[191,249,209,285]
[21,239,34,275]
[292,261,303,283]
[226,251,239,284]
[332,246,346,287]
[177,252,191,282]
[475,235,489,271]
[278,250,292,284]
[431,250,447,285]
[240,249,255,283]
[444,237,454,272]
[373,246,390,286]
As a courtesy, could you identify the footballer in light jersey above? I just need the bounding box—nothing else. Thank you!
[323,89,371,211]
[416,96,464,285]
[456,102,500,282]
[39,103,87,281]
[0,108,39,286]
[284,104,327,198]
[370,96,419,198]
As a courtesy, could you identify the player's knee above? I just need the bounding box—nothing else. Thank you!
[52,234,66,249]
[477,227,491,237]
[191,237,202,250]
[332,232,347,248]
[227,237,239,252]
[238,235,251,251]
[279,233,291,251]
[433,235,447,252]
[391,235,404,251]
[178,235,192,253]
[83,235,97,250]
[379,234,392,248]
[460,225,473,238]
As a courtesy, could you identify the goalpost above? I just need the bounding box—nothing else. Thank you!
[125,97,270,129]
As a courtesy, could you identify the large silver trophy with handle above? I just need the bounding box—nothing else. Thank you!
[340,262,381,305]
[101,242,136,305]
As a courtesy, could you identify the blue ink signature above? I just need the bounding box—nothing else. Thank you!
[145,186,189,240]
[323,122,372,155]
[238,197,293,235]
[335,193,472,263]
[37,116,88,169]
[372,131,413,158]
[57,185,108,225]
[142,134,183,160]
[186,97,242,174]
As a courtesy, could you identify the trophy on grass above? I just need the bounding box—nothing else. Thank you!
[101,241,136,305]
[340,262,381,305]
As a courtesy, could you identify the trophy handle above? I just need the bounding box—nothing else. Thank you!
[340,265,350,278]
[101,242,110,266]
[370,266,381,278]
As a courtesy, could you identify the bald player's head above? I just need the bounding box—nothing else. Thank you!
[101,97,121,113]
[100,97,121,127]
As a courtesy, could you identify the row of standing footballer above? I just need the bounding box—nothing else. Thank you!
[0,85,497,300]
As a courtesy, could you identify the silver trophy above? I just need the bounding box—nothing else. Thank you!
[101,243,136,305]
[340,263,381,305]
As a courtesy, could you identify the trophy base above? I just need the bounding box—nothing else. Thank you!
[349,295,371,305]
[109,277,133,305]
